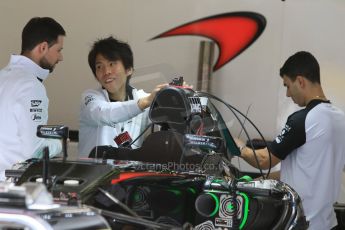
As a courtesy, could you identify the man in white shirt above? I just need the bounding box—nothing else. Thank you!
[0,17,66,181]
[235,51,345,230]
[79,37,166,156]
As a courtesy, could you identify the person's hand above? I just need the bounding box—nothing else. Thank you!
[234,137,246,155]
[137,83,168,110]
[183,81,193,89]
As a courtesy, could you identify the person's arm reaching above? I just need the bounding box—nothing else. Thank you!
[81,84,168,126]
[137,83,168,110]
[234,138,281,170]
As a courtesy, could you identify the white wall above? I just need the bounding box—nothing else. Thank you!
[1,0,345,200]
[0,0,345,135]
[0,0,281,134]
[2,0,344,137]
[1,0,345,164]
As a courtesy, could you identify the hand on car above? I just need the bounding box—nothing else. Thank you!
[137,83,168,110]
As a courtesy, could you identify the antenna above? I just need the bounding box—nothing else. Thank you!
[236,103,252,171]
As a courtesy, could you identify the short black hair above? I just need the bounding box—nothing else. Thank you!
[88,36,133,78]
[280,51,320,84]
[21,17,66,53]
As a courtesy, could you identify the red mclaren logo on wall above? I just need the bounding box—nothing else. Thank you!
[151,12,266,72]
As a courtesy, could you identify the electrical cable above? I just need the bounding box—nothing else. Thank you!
[93,206,177,229]
[196,91,273,179]
[127,123,152,148]
[237,103,252,138]
[236,103,252,172]
[97,187,181,228]
[98,188,141,218]
[197,92,265,178]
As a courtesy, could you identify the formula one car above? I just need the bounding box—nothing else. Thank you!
[5,77,309,229]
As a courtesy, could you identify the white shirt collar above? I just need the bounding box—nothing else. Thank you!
[9,54,50,81]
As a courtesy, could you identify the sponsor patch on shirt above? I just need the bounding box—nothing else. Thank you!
[85,95,95,106]
[30,108,43,113]
[275,124,291,144]
[31,113,42,122]
[31,100,42,107]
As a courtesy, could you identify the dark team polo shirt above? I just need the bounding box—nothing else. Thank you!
[269,99,331,160]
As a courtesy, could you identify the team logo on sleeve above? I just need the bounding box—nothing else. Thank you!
[85,95,95,106]
[30,100,43,120]
[31,100,42,107]
[30,108,43,112]
[275,124,291,144]
[31,113,42,122]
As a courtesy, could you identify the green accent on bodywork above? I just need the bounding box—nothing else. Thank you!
[188,187,197,194]
[239,175,253,182]
[206,192,219,217]
[239,192,249,229]
[212,179,224,183]
[167,189,182,196]
[227,202,234,212]
[134,192,140,202]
